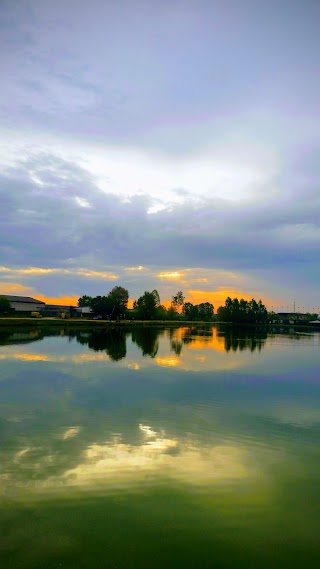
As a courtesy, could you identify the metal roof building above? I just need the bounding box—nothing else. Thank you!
[1,295,46,312]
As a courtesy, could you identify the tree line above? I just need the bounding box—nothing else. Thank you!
[78,287,214,321]
[216,297,268,324]
[78,287,269,323]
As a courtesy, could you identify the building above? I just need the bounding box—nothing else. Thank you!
[41,304,72,316]
[3,295,46,312]
[76,306,92,316]
[1,295,92,317]
[277,312,318,324]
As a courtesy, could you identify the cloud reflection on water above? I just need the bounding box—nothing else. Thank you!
[0,422,252,501]
[63,424,250,490]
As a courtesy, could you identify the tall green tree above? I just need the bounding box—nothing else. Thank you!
[90,296,112,318]
[108,286,129,318]
[78,295,93,307]
[0,296,12,315]
[216,297,268,324]
[182,301,214,321]
[166,305,179,320]
[198,302,214,321]
[134,290,161,320]
[182,302,195,320]
[79,287,129,320]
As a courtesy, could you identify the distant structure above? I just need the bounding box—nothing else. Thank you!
[309,317,320,324]
[1,295,91,317]
[3,295,46,312]
[276,312,320,324]
[77,306,92,316]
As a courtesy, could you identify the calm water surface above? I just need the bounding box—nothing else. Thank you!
[0,325,320,568]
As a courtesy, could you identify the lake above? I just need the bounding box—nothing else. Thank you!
[0,325,320,568]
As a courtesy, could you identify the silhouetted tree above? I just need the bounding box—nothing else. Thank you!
[171,291,185,310]
[79,286,129,320]
[182,302,195,320]
[198,302,214,321]
[182,301,214,321]
[78,295,92,307]
[108,286,129,318]
[216,297,268,324]
[0,296,12,315]
[134,290,161,320]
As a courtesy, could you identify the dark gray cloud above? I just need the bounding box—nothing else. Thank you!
[1,154,319,277]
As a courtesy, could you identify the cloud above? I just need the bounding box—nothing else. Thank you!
[0,282,35,296]
[0,148,319,306]
[1,0,320,306]
[157,272,184,280]
[125,266,146,272]
[0,267,118,280]
[0,267,57,276]
[2,0,320,157]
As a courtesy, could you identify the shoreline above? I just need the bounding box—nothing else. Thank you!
[0,317,319,332]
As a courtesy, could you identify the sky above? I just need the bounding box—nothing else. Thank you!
[1,0,320,311]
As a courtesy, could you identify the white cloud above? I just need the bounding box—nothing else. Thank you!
[75,196,91,208]
[0,128,278,210]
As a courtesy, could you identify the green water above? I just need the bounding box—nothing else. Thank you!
[0,325,320,568]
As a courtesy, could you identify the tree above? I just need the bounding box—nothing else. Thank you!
[216,297,268,324]
[198,302,214,321]
[108,286,129,318]
[182,302,195,320]
[0,296,12,315]
[256,299,268,323]
[79,287,129,320]
[166,305,179,320]
[78,295,92,307]
[182,301,214,321]
[152,289,160,308]
[172,291,185,311]
[90,296,113,318]
[135,290,161,320]
[160,305,169,319]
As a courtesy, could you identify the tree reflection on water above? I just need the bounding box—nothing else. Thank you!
[216,326,267,352]
[3,324,307,362]
[131,327,163,358]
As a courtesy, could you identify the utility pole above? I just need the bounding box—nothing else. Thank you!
[294,301,295,315]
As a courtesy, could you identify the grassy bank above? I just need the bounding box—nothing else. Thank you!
[0,317,193,328]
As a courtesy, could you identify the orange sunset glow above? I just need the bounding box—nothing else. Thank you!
[36,295,79,306]
[184,289,274,310]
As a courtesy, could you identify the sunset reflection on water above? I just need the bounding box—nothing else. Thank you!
[1,326,320,568]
